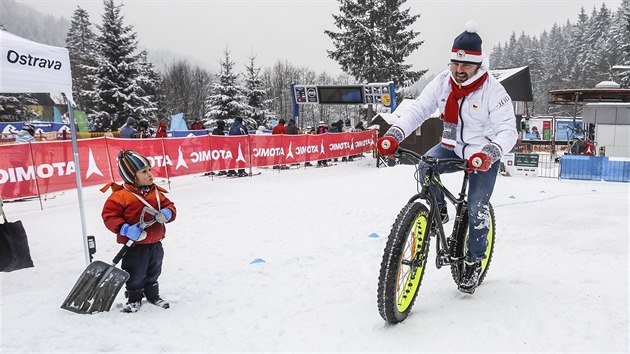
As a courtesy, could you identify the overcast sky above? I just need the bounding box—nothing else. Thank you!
[16,0,624,79]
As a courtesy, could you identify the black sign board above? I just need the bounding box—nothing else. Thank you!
[514,153,539,167]
[317,86,364,104]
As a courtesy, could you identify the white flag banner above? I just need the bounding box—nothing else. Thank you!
[0,30,73,102]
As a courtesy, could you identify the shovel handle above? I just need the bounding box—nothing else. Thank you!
[112,239,134,265]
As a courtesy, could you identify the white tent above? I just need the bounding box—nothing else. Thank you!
[0,30,90,265]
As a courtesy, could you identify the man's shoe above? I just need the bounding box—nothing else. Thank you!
[459,259,482,294]
[121,301,142,313]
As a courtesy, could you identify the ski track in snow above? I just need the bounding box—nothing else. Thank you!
[1,157,628,353]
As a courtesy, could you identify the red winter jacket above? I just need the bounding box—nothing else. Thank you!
[155,123,168,138]
[101,182,176,245]
[272,123,287,135]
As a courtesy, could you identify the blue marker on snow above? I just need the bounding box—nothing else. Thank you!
[368,233,380,238]
[250,258,266,264]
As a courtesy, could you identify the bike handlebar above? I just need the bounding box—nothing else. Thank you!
[395,147,468,170]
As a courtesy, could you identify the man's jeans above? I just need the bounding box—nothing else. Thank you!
[419,144,499,261]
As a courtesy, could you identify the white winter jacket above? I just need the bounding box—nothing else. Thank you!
[393,69,517,160]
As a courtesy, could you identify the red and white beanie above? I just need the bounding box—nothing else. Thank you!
[451,21,483,64]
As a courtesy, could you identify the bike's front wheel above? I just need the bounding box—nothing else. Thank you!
[450,202,496,287]
[377,202,431,323]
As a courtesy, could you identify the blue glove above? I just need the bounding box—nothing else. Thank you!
[155,208,172,224]
[120,223,146,241]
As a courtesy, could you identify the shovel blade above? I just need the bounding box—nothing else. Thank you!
[61,261,129,314]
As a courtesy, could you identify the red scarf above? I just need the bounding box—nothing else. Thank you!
[444,72,488,126]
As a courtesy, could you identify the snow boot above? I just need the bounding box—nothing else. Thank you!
[459,259,482,294]
[144,283,170,309]
[122,289,144,313]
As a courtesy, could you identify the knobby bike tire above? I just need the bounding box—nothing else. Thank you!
[377,202,431,323]
[450,203,496,287]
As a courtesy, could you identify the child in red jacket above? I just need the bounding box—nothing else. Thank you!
[101,150,177,313]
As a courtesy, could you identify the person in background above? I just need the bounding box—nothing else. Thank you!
[228,117,249,177]
[342,119,354,133]
[328,120,340,133]
[101,150,177,313]
[191,120,204,130]
[256,125,267,135]
[136,119,151,139]
[119,117,137,139]
[212,120,226,136]
[155,122,168,138]
[376,21,517,293]
[272,118,288,135]
[354,121,365,132]
[208,120,227,176]
[316,121,329,166]
[272,119,289,169]
[15,123,36,143]
[286,119,298,135]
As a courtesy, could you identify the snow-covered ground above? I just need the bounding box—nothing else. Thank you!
[1,156,628,353]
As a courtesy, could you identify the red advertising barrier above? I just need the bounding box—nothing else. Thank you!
[0,131,376,200]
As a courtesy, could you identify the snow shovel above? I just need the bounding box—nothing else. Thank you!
[61,207,158,314]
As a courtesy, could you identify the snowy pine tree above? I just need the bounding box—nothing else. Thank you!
[135,50,162,123]
[489,43,505,69]
[376,0,426,86]
[542,24,569,113]
[91,0,149,130]
[204,48,248,125]
[66,6,100,117]
[243,55,275,127]
[613,0,630,87]
[326,0,423,84]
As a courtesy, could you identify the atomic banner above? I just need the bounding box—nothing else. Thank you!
[0,131,376,200]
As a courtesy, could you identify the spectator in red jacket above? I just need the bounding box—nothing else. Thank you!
[191,120,204,130]
[155,123,168,138]
[272,119,288,169]
[272,119,288,135]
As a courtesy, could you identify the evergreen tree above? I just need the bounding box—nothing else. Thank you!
[376,0,426,86]
[243,55,274,127]
[489,42,504,69]
[542,24,568,113]
[135,50,162,123]
[568,7,590,86]
[0,94,37,121]
[613,0,630,87]
[527,36,546,115]
[92,0,146,130]
[66,6,100,116]
[204,48,248,124]
[326,0,424,85]
[503,32,518,68]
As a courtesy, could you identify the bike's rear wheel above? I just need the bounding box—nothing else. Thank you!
[377,202,431,323]
[450,203,496,287]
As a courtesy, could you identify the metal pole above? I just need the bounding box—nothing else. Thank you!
[64,95,90,266]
